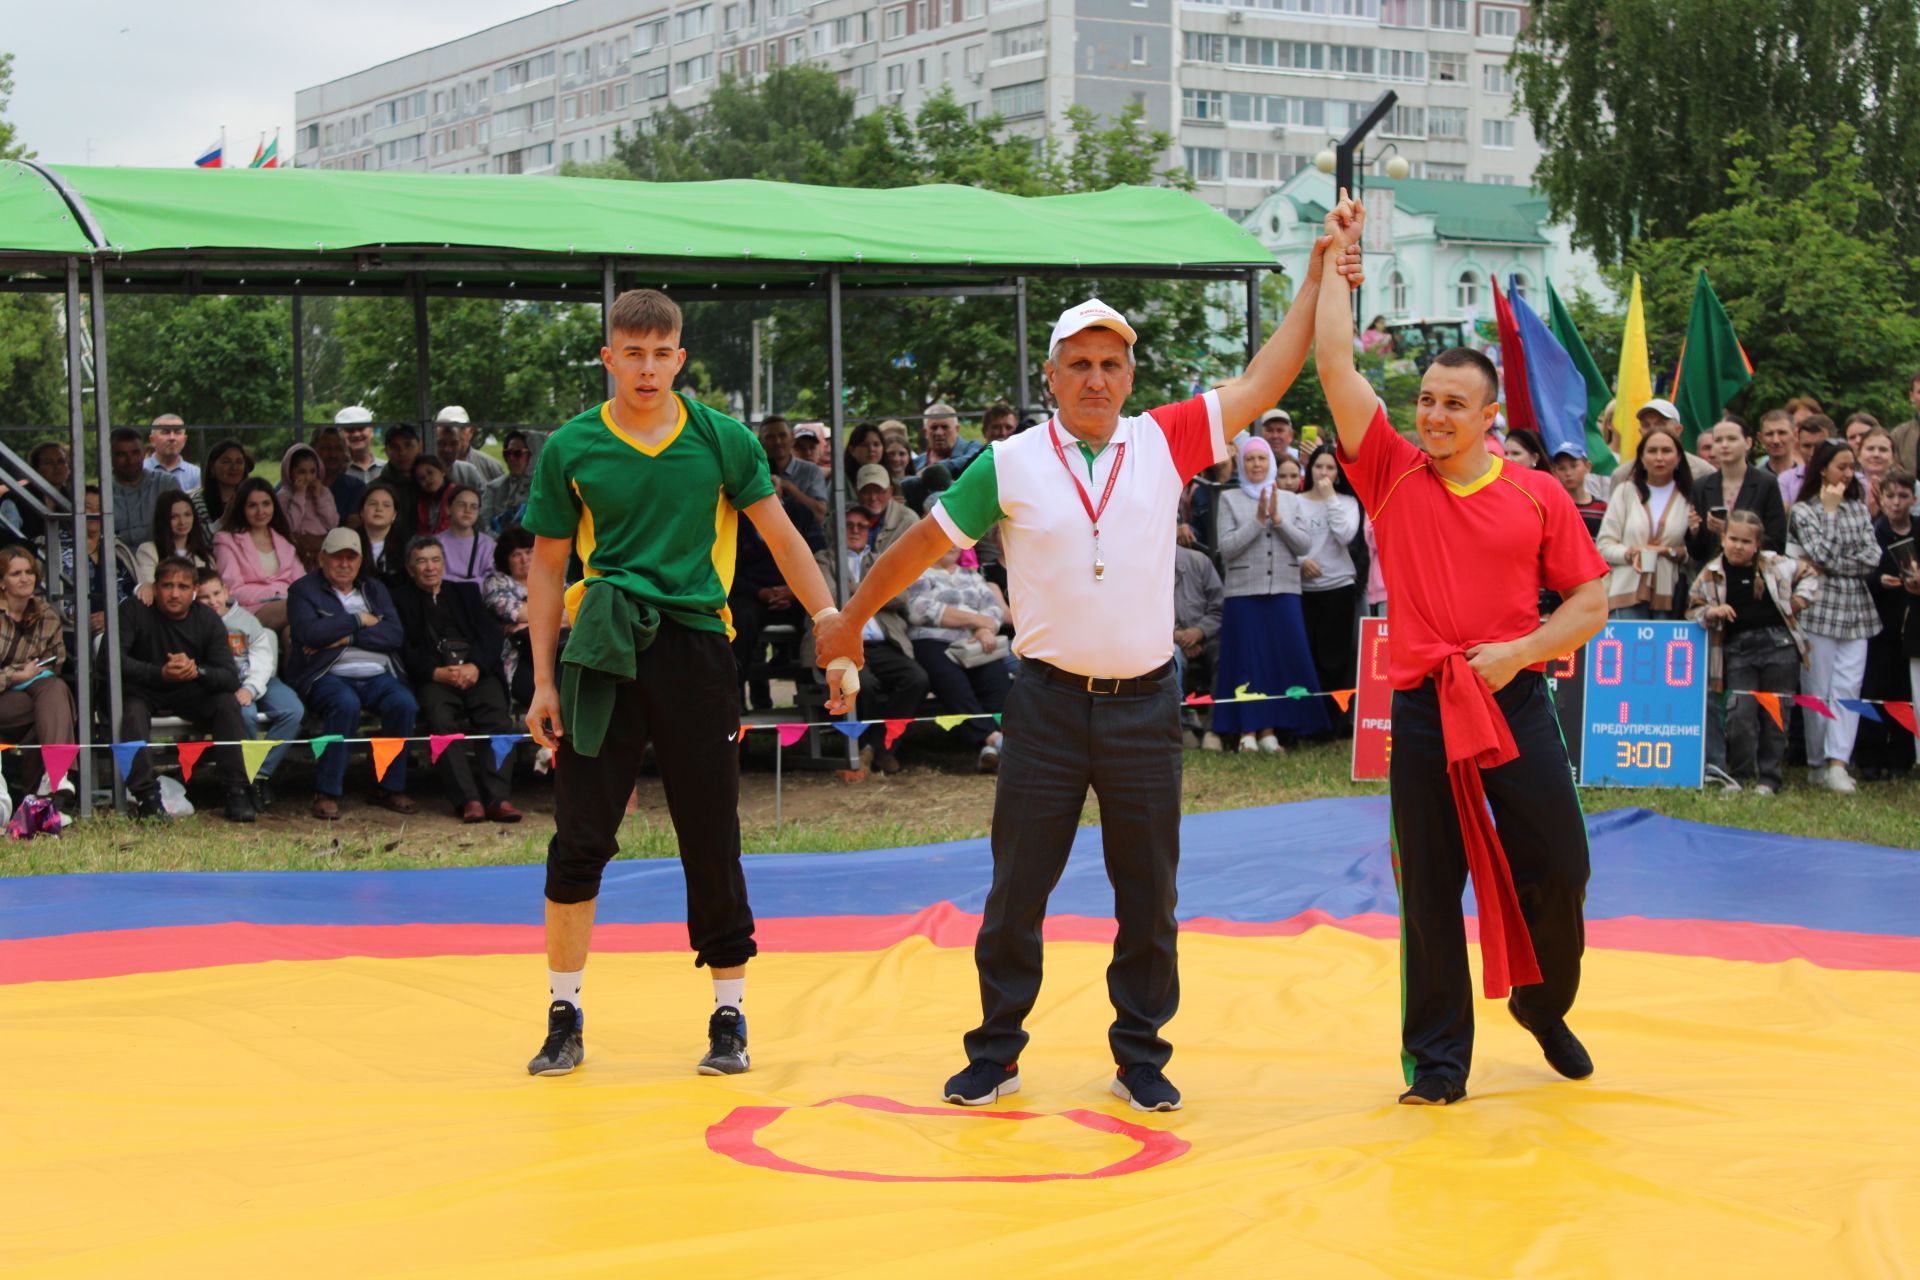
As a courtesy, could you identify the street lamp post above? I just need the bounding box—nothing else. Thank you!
[1314,90,1399,324]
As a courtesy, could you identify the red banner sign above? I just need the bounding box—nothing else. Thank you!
[1351,618,1392,781]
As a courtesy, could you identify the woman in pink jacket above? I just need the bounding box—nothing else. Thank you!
[214,477,302,631]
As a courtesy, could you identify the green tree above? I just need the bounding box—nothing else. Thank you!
[0,51,64,431]
[105,295,293,426]
[1620,125,1920,423]
[1513,0,1920,263]
[0,52,31,161]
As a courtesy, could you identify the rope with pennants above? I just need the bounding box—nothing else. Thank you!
[1729,691,1919,737]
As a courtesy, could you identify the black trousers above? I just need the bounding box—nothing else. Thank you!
[965,660,1183,1069]
[546,622,755,969]
[1388,671,1589,1085]
[913,639,1012,748]
[1301,584,1358,731]
[120,689,250,796]
[418,675,516,808]
[857,641,930,748]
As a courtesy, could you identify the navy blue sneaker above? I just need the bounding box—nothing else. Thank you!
[1112,1063,1182,1112]
[698,1006,751,1075]
[944,1059,1020,1106]
[1398,1075,1466,1105]
[528,1000,584,1076]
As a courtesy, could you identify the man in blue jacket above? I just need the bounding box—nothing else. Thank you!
[287,527,420,820]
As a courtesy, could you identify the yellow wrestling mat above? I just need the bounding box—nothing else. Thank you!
[4,929,1915,1279]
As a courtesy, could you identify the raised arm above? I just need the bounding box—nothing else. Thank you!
[1214,238,1361,446]
[1313,192,1379,460]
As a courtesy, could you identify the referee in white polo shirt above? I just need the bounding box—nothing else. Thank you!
[816,242,1358,1112]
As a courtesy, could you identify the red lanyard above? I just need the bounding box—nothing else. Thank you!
[1048,421,1125,534]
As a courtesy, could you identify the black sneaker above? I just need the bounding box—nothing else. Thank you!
[527,1001,584,1076]
[224,789,257,824]
[132,788,169,822]
[1508,998,1594,1079]
[1398,1076,1467,1106]
[1112,1063,1183,1112]
[251,778,275,811]
[697,1006,750,1075]
[944,1059,1020,1106]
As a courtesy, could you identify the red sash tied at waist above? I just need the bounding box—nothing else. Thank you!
[1435,651,1542,997]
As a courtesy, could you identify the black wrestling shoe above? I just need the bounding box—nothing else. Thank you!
[697,1006,750,1075]
[944,1059,1020,1106]
[1398,1076,1467,1106]
[1508,998,1594,1079]
[251,778,275,812]
[132,788,169,822]
[223,788,257,824]
[1112,1063,1183,1112]
[527,1001,584,1076]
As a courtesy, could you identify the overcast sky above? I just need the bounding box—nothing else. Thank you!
[6,0,547,168]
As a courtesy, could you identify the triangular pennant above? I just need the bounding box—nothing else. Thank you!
[40,743,81,791]
[309,734,344,760]
[933,714,970,731]
[1183,692,1214,706]
[1750,691,1784,731]
[1329,689,1355,713]
[240,740,278,782]
[175,740,212,782]
[370,738,407,782]
[776,723,809,747]
[109,741,144,783]
[429,733,465,763]
[1883,701,1917,738]
[993,714,1001,725]
[1838,699,1882,723]
[491,734,523,768]
[1285,685,1309,699]
[830,721,867,741]
[883,718,912,749]
[1792,695,1836,721]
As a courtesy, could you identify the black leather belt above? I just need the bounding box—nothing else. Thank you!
[1023,657,1174,697]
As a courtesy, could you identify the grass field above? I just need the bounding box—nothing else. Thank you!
[3,735,1910,877]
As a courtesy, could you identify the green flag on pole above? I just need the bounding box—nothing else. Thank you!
[1672,268,1753,452]
[1544,280,1617,476]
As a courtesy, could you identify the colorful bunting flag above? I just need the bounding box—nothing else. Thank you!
[1508,277,1590,461]
[369,738,407,782]
[429,734,464,763]
[1672,269,1753,451]
[776,724,809,747]
[933,714,971,731]
[1329,689,1355,713]
[1884,702,1918,737]
[1838,699,1882,723]
[490,735,523,769]
[309,734,344,759]
[1183,693,1215,706]
[1750,691,1785,731]
[175,741,211,782]
[1793,695,1836,721]
[240,740,278,782]
[830,721,867,741]
[883,719,912,749]
[1545,280,1618,475]
[41,743,80,792]
[110,742,145,782]
[1613,274,1653,466]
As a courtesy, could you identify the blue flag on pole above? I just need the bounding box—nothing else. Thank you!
[1509,277,1590,460]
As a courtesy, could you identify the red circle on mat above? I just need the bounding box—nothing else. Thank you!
[706,1093,1190,1183]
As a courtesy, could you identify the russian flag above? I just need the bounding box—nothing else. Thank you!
[193,139,223,169]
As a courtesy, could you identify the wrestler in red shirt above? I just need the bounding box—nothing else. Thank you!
[1315,192,1610,1106]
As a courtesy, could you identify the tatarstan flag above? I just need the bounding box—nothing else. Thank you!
[1672,268,1752,450]
[248,131,279,169]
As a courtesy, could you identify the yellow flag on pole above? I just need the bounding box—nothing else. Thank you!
[1613,274,1653,466]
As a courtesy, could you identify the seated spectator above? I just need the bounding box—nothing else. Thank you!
[313,425,366,525]
[792,422,827,469]
[390,535,520,823]
[117,556,256,823]
[372,422,423,486]
[194,568,306,812]
[882,438,913,485]
[877,419,911,450]
[0,545,78,808]
[277,444,338,569]
[108,426,180,543]
[134,490,218,604]
[436,486,497,586]
[1687,511,1817,795]
[1172,537,1224,747]
[190,438,253,528]
[336,406,380,483]
[854,464,917,555]
[0,441,71,545]
[810,505,928,774]
[1599,425,1692,619]
[905,544,1009,772]
[482,526,536,706]
[1551,445,1610,541]
[286,529,419,820]
[146,415,200,489]
[412,455,454,534]
[480,430,534,532]
[435,408,495,490]
[356,481,409,585]
[760,416,828,524]
[980,402,1018,447]
[214,477,302,632]
[59,487,136,646]
[899,460,953,517]
[912,402,982,475]
[727,477,825,711]
[842,424,887,504]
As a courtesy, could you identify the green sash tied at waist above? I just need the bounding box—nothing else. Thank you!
[559,577,661,758]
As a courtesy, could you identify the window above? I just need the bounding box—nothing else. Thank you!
[724,3,742,31]
[964,44,981,74]
[1327,44,1374,75]
[1185,32,1223,63]
[788,35,805,60]
[1429,0,1466,30]
[885,5,905,38]
[1183,89,1225,121]
[991,80,1045,118]
[1227,150,1301,182]
[564,97,579,121]
[1383,104,1425,137]
[1486,173,1517,185]
[1482,117,1515,149]
[1426,161,1467,180]
[1455,269,1481,311]
[615,83,628,108]
[1482,62,1514,93]
[917,57,927,85]
[1229,92,1325,128]
[747,44,759,73]
[635,19,667,51]
[1428,106,1467,139]
[1379,0,1422,26]
[964,0,984,14]
[845,63,872,94]
[1130,34,1149,65]
[675,54,713,87]
[1480,4,1521,37]
[301,123,321,150]
[676,5,713,40]
[993,23,1044,59]
[563,141,575,163]
[565,52,579,77]
[1381,49,1424,81]
[643,68,670,98]
[886,62,906,92]
[1184,146,1222,182]
[1509,270,1532,301]
[616,37,629,61]
[1431,52,1466,82]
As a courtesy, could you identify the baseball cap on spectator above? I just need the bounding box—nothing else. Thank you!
[335,405,373,425]
[1638,398,1681,421]
[792,423,825,442]
[1551,441,1589,460]
[435,405,471,425]
[384,423,420,444]
[855,464,891,492]
[1260,409,1292,426]
[1048,299,1137,351]
[320,528,362,557]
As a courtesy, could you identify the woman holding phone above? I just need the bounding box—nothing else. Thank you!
[0,545,79,805]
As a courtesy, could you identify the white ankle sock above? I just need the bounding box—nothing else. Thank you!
[713,977,745,1013]
[549,968,584,1008]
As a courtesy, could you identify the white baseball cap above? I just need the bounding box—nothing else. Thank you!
[1049,298,1138,353]
[435,405,471,424]
[334,405,373,425]
[1638,397,1681,421]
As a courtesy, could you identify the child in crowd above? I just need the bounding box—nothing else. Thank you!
[1687,510,1817,795]
[195,567,307,810]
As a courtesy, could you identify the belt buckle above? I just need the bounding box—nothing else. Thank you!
[1085,675,1120,695]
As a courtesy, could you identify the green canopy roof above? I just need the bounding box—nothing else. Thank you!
[0,162,1273,293]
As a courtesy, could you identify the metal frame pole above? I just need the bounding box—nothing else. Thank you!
[1014,277,1031,423]
[64,259,94,816]
[826,269,859,769]
[602,260,616,402]
[89,261,127,813]
[412,276,431,424]
[290,294,306,442]
[1245,270,1261,366]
